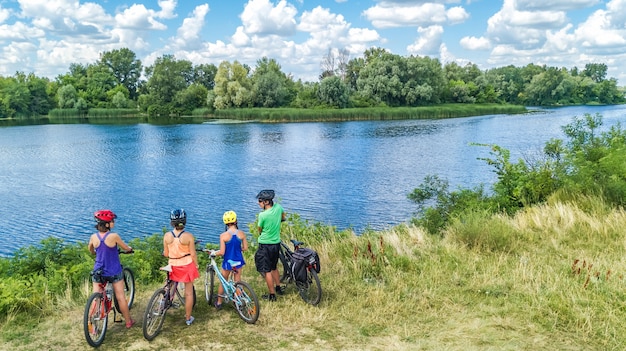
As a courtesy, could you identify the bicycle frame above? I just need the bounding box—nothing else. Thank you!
[198,248,260,324]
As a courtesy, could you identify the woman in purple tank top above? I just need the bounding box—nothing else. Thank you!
[88,210,135,328]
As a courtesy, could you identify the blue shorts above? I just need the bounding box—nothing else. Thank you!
[255,243,280,274]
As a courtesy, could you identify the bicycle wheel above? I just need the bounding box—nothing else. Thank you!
[204,265,216,304]
[233,281,260,324]
[84,292,108,347]
[142,288,167,341]
[297,269,322,306]
[114,267,135,313]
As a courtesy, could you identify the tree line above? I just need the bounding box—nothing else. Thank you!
[0,47,624,119]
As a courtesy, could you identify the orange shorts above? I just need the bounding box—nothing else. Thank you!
[170,262,199,283]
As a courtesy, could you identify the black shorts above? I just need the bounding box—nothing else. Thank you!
[255,243,280,274]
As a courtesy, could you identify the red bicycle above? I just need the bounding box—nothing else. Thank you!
[83,253,135,348]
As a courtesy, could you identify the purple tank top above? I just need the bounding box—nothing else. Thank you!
[94,232,123,276]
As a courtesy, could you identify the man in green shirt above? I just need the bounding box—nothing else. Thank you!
[254,189,286,301]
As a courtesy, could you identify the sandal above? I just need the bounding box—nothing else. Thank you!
[125,319,136,329]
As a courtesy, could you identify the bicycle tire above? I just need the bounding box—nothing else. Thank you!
[278,249,291,283]
[114,267,135,313]
[84,292,108,347]
[205,265,216,304]
[233,281,260,324]
[142,288,167,341]
[297,269,322,306]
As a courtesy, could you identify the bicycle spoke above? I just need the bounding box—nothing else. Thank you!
[233,281,260,324]
[142,288,167,341]
[84,292,108,347]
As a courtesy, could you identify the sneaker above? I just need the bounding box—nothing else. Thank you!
[125,319,136,329]
[186,316,195,326]
[261,293,276,301]
[214,302,223,310]
[275,285,285,295]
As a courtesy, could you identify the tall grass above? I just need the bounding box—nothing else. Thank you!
[3,199,626,350]
[208,104,527,122]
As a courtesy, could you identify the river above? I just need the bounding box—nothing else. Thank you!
[1,105,625,256]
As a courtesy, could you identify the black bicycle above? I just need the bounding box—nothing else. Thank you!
[142,264,197,341]
[277,239,322,306]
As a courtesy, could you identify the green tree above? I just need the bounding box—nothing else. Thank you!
[251,57,290,107]
[57,84,77,108]
[193,63,217,90]
[0,74,30,117]
[213,60,252,109]
[173,83,208,114]
[98,48,143,100]
[85,64,116,108]
[582,63,607,83]
[318,76,349,108]
[144,55,193,113]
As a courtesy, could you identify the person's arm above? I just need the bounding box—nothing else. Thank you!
[215,233,226,256]
[240,231,249,252]
[113,233,132,252]
[88,235,96,255]
[281,211,286,222]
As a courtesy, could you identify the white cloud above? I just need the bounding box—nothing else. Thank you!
[407,25,443,56]
[446,6,469,24]
[240,0,297,36]
[363,3,448,28]
[115,4,167,30]
[460,36,491,50]
[0,6,11,23]
[171,4,209,50]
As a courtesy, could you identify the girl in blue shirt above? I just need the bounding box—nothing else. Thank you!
[213,210,248,309]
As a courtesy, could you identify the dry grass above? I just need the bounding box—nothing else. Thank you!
[3,200,626,350]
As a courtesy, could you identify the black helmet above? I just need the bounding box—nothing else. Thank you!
[256,189,275,201]
[170,209,187,226]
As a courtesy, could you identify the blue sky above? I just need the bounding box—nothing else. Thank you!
[0,0,624,84]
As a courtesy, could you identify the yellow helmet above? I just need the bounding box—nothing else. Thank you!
[222,210,237,224]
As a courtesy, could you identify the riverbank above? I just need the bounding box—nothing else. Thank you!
[204,104,527,123]
[1,104,527,127]
[2,198,626,350]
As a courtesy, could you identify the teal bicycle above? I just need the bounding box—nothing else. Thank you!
[197,248,260,324]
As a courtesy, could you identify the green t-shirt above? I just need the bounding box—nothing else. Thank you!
[257,203,284,244]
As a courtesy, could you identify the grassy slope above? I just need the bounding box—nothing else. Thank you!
[2,200,626,350]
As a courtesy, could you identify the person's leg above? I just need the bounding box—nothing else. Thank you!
[217,269,230,306]
[112,280,134,327]
[271,269,280,290]
[184,281,194,323]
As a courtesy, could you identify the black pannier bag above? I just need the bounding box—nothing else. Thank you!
[291,247,321,284]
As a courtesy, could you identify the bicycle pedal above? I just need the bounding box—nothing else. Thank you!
[171,302,180,309]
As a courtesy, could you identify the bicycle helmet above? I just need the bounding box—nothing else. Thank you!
[170,209,187,227]
[94,210,117,223]
[256,189,275,201]
[222,210,237,224]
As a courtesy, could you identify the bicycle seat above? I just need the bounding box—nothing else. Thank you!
[227,260,242,267]
[160,265,173,272]
[290,239,304,247]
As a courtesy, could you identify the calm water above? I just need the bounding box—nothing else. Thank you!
[1,105,625,256]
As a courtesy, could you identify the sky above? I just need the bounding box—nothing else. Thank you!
[0,0,624,85]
